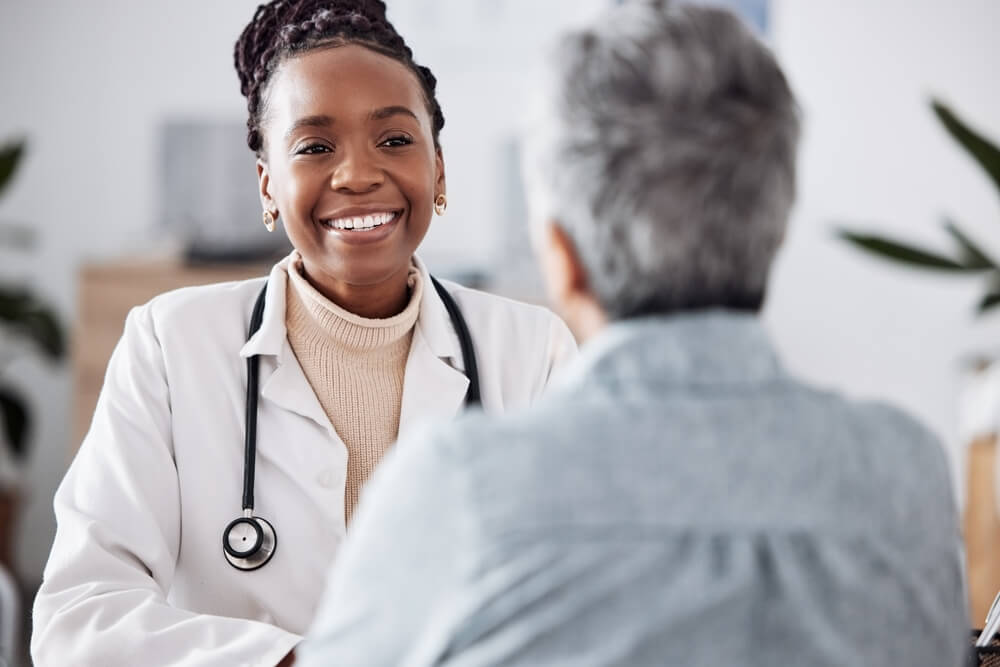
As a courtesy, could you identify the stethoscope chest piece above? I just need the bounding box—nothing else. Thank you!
[223,512,276,571]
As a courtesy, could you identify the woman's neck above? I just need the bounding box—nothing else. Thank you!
[298,261,413,320]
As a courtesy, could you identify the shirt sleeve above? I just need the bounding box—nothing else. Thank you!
[297,422,466,667]
[31,304,300,667]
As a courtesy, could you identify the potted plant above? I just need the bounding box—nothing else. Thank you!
[0,139,66,569]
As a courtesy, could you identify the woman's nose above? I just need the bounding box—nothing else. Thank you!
[330,147,383,193]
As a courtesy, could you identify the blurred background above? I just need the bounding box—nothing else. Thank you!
[1,0,999,657]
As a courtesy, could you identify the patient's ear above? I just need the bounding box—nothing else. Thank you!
[540,221,607,342]
[540,222,581,305]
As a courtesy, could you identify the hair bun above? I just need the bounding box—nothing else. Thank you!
[234,0,444,154]
[348,13,372,30]
[360,0,388,21]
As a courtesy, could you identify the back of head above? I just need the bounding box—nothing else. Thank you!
[525,0,800,319]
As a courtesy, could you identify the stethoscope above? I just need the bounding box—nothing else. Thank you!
[222,276,481,571]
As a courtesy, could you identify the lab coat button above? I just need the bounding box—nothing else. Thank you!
[317,469,334,488]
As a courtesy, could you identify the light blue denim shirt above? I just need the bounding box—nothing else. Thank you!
[299,312,968,666]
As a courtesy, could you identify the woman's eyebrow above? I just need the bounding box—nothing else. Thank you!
[283,107,417,140]
[284,114,334,141]
[369,105,418,121]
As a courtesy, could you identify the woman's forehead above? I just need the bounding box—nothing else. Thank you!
[267,44,427,122]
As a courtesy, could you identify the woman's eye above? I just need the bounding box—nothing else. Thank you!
[380,135,413,148]
[296,143,331,155]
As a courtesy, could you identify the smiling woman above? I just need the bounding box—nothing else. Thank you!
[30,2,577,665]
[258,44,442,317]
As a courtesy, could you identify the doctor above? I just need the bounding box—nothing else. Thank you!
[31,1,576,665]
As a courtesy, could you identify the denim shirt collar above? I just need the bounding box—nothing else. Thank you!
[557,310,785,395]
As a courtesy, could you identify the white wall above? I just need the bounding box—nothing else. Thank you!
[0,0,997,583]
[766,0,1000,501]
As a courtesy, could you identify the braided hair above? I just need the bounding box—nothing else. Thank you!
[234,0,445,156]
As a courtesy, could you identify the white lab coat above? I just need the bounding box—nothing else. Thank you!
[32,255,576,667]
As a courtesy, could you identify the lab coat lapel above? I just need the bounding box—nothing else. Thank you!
[398,258,471,438]
[258,343,336,438]
[239,257,336,439]
[398,328,470,437]
[240,260,342,502]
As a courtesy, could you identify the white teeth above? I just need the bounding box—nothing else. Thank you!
[326,211,395,231]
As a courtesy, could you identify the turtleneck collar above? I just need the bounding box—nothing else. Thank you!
[285,251,423,352]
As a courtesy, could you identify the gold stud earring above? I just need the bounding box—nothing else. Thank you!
[433,194,448,216]
[262,210,276,233]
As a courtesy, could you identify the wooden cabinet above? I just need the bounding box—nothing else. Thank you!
[965,434,1000,626]
[73,257,272,451]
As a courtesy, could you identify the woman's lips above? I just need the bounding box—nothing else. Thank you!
[319,210,402,244]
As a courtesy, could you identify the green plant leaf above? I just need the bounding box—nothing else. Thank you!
[0,140,26,199]
[0,288,65,360]
[979,271,1000,313]
[943,219,997,270]
[836,229,976,271]
[931,99,1000,197]
[0,385,28,457]
[979,291,1000,313]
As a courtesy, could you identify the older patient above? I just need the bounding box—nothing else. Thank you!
[298,3,968,666]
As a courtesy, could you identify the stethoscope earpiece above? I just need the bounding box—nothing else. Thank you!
[223,513,277,571]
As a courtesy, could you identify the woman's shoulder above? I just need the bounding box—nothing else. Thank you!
[432,280,577,372]
[436,279,567,334]
[122,276,269,348]
[143,276,267,322]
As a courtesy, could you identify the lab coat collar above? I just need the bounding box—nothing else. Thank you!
[238,252,471,435]
[410,254,465,366]
[236,255,334,438]
[400,254,472,431]
[239,255,294,362]
[239,253,463,364]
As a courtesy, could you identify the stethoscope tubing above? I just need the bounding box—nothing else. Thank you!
[242,286,268,512]
[225,275,479,571]
[430,276,480,405]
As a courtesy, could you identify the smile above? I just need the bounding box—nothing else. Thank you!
[321,210,399,231]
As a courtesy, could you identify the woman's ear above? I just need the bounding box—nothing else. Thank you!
[434,146,446,197]
[257,158,277,215]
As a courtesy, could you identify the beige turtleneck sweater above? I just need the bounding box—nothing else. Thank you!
[285,254,422,523]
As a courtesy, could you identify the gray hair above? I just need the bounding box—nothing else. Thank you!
[524,1,800,319]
